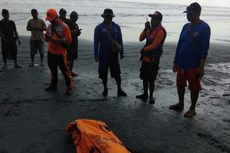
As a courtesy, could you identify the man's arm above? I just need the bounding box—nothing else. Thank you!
[143,30,164,52]
[26,20,32,31]
[173,25,186,73]
[139,29,148,41]
[42,20,47,31]
[13,21,21,45]
[0,25,5,39]
[197,24,211,77]
[117,25,124,59]
[94,26,100,62]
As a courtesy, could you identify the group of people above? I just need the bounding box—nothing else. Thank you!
[0,2,211,117]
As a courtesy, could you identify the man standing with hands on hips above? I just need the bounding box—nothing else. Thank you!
[170,2,211,117]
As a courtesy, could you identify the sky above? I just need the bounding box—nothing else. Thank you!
[114,0,230,8]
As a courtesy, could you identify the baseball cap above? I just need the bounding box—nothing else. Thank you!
[46,9,58,21]
[148,11,163,22]
[183,2,201,14]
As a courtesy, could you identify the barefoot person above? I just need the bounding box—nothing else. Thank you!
[94,8,127,97]
[26,9,46,67]
[44,9,73,95]
[0,9,21,70]
[136,11,166,104]
[169,2,211,117]
[67,11,81,76]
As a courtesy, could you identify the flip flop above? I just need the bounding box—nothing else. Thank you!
[184,110,196,117]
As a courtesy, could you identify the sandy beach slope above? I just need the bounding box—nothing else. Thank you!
[0,36,229,153]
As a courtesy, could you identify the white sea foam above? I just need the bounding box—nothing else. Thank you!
[0,0,229,42]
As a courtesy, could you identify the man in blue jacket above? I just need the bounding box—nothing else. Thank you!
[94,8,127,97]
[170,2,211,117]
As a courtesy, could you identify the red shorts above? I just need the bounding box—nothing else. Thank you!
[176,68,202,91]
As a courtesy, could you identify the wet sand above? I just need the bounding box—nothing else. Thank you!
[0,37,230,153]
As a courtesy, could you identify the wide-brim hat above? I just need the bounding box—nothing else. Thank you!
[101,8,115,18]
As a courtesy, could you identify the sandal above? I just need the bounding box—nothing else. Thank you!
[184,110,196,117]
[169,103,184,111]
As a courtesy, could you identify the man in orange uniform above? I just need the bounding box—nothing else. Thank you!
[136,11,166,104]
[44,9,73,95]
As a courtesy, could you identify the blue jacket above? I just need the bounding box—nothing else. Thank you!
[94,22,123,62]
[174,21,211,69]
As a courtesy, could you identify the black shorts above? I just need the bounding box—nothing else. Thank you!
[30,40,44,55]
[99,60,121,79]
[140,61,159,81]
[1,40,17,60]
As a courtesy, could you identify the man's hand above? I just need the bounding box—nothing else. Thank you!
[17,39,21,45]
[120,54,124,59]
[145,21,151,30]
[196,68,204,79]
[43,34,51,42]
[172,64,178,73]
[140,48,145,56]
[95,57,99,62]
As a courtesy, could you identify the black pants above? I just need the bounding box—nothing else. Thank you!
[47,52,72,87]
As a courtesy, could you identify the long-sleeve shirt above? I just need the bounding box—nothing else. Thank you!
[94,22,123,62]
[174,21,211,69]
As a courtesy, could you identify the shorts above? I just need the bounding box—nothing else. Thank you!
[99,60,121,79]
[30,40,44,55]
[1,39,17,60]
[176,68,202,91]
[140,61,159,82]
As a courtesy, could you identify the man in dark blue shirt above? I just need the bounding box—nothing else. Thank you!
[169,2,211,117]
[94,8,126,97]
[0,9,21,70]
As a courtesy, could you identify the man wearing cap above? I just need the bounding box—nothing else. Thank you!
[94,8,127,97]
[44,8,73,95]
[27,9,46,67]
[136,11,167,104]
[0,9,21,70]
[67,11,81,77]
[170,2,211,117]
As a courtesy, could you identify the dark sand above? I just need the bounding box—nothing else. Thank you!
[0,37,229,153]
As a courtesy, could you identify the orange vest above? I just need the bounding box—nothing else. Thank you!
[140,26,166,62]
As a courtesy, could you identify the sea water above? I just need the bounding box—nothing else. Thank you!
[0,0,229,43]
